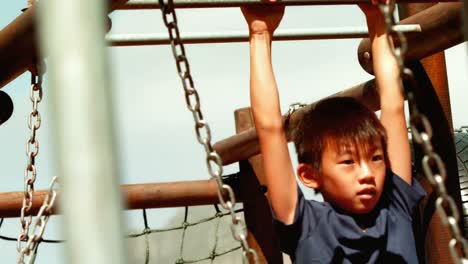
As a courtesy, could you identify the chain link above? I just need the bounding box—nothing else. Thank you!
[157,0,258,262]
[18,177,59,264]
[378,2,468,263]
[18,69,44,261]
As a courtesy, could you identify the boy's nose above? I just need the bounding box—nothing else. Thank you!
[358,162,375,183]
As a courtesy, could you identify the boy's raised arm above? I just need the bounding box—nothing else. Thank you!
[361,4,412,184]
[241,6,298,224]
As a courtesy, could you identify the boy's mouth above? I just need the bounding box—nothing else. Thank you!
[357,187,376,196]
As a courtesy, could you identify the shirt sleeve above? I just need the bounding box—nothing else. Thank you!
[388,171,426,219]
[272,185,324,257]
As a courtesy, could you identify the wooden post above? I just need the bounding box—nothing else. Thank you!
[235,107,284,263]
[398,4,460,264]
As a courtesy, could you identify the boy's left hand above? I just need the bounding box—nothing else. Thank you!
[358,0,388,18]
[241,3,285,36]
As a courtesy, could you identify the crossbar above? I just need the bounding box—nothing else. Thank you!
[116,0,455,9]
[0,1,461,89]
[107,25,421,46]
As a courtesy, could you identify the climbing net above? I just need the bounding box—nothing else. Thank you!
[1,205,246,263]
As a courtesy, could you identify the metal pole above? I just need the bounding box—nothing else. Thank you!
[36,0,127,263]
[116,0,456,9]
[107,25,420,46]
[0,2,460,89]
[0,179,233,218]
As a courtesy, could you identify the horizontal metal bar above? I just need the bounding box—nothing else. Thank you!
[107,25,421,46]
[0,179,233,218]
[117,0,455,9]
[0,0,456,89]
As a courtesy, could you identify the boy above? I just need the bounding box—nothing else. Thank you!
[241,3,425,263]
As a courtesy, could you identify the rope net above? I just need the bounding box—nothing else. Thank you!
[0,204,245,263]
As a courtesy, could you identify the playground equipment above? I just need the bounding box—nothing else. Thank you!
[0,0,467,263]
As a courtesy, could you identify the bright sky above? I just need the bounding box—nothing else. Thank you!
[0,1,467,263]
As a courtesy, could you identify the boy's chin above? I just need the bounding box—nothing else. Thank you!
[351,202,378,214]
[352,206,375,215]
[329,201,377,215]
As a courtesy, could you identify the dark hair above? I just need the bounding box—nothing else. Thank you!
[293,97,388,174]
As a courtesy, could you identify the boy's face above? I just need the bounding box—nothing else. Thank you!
[318,140,386,214]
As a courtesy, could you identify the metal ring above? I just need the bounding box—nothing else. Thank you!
[422,153,447,185]
[410,115,433,145]
[449,238,468,263]
[28,111,42,130]
[185,87,200,112]
[230,216,247,241]
[436,195,460,225]
[29,84,43,103]
[207,152,223,178]
[26,139,39,158]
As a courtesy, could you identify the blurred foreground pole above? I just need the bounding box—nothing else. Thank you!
[37,0,127,263]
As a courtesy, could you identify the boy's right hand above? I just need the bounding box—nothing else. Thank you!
[358,0,391,20]
[241,4,285,36]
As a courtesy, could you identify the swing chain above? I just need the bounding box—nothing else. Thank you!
[18,65,44,260]
[157,0,258,262]
[18,177,58,264]
[379,2,468,263]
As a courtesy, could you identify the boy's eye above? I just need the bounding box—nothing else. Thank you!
[372,155,383,161]
[340,159,354,165]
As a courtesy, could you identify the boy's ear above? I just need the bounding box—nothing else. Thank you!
[297,163,320,190]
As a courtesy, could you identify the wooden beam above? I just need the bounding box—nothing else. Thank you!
[0,179,235,218]
[213,79,379,166]
[357,2,463,74]
[0,6,37,88]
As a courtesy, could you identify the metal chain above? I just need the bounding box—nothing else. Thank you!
[19,177,59,264]
[157,0,258,262]
[18,67,44,262]
[378,3,468,263]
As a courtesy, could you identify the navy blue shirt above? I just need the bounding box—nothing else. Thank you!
[274,172,425,263]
